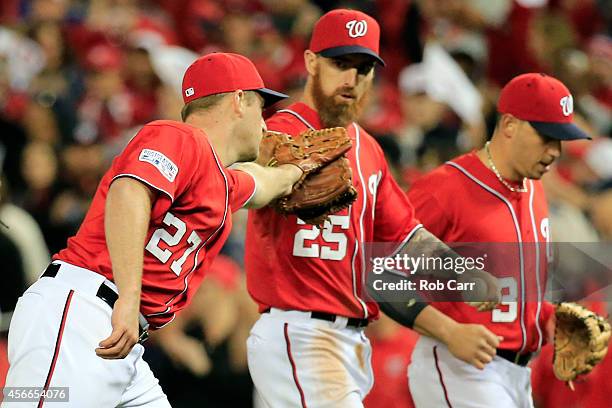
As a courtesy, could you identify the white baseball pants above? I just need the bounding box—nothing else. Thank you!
[408,336,534,408]
[247,308,374,408]
[2,261,170,407]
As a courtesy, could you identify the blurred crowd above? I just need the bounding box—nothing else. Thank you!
[0,0,611,406]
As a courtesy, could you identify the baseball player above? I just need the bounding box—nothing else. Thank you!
[245,9,500,408]
[406,73,591,407]
[2,52,307,407]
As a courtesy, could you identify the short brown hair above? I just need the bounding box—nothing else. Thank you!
[180,91,259,121]
[181,93,227,121]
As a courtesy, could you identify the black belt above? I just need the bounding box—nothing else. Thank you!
[496,349,532,366]
[263,309,369,328]
[42,263,149,344]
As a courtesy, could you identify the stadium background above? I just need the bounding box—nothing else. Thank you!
[0,0,611,406]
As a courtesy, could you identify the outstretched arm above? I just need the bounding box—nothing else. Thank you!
[368,227,499,327]
[235,127,352,209]
[369,227,502,369]
[233,163,302,209]
[368,268,501,369]
[400,228,500,308]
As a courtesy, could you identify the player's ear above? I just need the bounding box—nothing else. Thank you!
[500,114,518,140]
[232,90,246,117]
[304,50,318,76]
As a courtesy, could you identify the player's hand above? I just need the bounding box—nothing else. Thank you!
[163,335,212,377]
[445,323,502,370]
[96,297,141,359]
[277,164,304,194]
[460,269,501,311]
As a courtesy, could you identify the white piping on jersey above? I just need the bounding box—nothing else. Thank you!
[528,180,544,351]
[390,224,424,257]
[446,161,528,353]
[370,172,379,223]
[112,174,175,202]
[277,109,315,130]
[241,171,258,208]
[162,139,230,312]
[381,224,424,280]
[146,306,171,317]
[353,123,369,319]
[153,314,176,329]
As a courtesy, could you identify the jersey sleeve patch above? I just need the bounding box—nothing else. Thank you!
[138,149,179,182]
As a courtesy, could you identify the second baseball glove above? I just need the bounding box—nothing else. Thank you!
[257,128,357,225]
[257,127,351,185]
[553,302,611,390]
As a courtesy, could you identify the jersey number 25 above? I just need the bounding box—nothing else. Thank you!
[293,215,349,260]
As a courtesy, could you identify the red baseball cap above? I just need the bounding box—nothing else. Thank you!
[498,73,590,140]
[309,9,384,66]
[181,52,288,107]
[84,44,123,72]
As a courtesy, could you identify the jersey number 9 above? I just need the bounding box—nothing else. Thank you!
[491,277,518,322]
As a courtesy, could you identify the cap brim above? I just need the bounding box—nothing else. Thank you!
[255,88,289,108]
[529,121,591,141]
[319,46,385,66]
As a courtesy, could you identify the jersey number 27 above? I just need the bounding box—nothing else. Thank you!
[145,212,202,276]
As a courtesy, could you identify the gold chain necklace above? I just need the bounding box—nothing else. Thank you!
[485,141,527,193]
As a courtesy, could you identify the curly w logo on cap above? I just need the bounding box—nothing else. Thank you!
[309,9,384,66]
[497,73,589,140]
[346,20,368,38]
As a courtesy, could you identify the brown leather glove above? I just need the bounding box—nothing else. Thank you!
[257,128,357,225]
[553,302,611,390]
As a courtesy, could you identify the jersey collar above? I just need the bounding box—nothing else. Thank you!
[278,102,360,144]
[281,102,324,130]
[451,152,530,198]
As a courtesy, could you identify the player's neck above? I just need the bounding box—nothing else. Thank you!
[301,85,317,112]
[477,139,522,182]
[186,115,234,166]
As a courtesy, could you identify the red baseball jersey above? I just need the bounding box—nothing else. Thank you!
[408,152,554,353]
[245,103,421,319]
[55,120,256,329]
[363,327,419,408]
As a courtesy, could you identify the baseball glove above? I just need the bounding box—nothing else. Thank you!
[257,128,357,225]
[257,128,351,181]
[276,157,357,225]
[553,302,611,389]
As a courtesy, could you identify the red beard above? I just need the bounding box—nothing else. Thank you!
[311,70,370,128]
